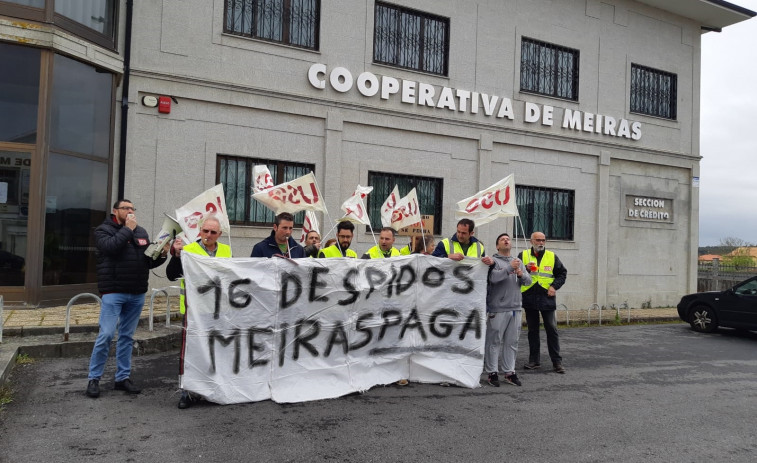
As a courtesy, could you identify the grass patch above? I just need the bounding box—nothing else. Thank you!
[0,384,13,412]
[15,353,35,365]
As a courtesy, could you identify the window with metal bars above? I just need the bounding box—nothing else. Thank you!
[217,155,314,226]
[373,2,449,76]
[520,37,579,101]
[630,64,677,120]
[367,171,443,235]
[223,0,320,50]
[513,185,574,241]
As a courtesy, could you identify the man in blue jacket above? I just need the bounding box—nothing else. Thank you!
[251,212,305,258]
[86,199,168,398]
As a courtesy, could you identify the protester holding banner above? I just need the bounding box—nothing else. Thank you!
[302,230,321,258]
[518,231,568,374]
[318,221,357,258]
[166,214,232,409]
[432,219,484,260]
[481,233,530,387]
[361,227,400,259]
[251,212,305,258]
[86,200,169,399]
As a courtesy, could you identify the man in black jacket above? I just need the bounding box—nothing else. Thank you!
[85,199,168,398]
[250,212,305,258]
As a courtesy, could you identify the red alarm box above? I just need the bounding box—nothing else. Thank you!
[158,96,171,114]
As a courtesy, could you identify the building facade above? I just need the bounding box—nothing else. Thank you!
[1,0,754,307]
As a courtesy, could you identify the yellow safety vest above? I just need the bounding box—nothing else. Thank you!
[319,244,357,258]
[179,241,232,314]
[442,238,484,258]
[399,244,412,256]
[365,246,400,258]
[520,249,555,292]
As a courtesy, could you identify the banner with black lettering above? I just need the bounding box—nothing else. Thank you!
[180,253,488,404]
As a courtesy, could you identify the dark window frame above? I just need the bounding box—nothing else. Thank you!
[366,170,443,235]
[520,37,579,101]
[630,63,677,120]
[223,0,321,51]
[216,154,315,226]
[0,0,118,51]
[513,185,575,241]
[373,1,450,76]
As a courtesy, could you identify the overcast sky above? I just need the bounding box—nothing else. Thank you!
[699,0,757,246]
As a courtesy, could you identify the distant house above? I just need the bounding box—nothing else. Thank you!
[698,254,721,262]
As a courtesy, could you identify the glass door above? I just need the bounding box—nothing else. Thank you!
[0,150,31,287]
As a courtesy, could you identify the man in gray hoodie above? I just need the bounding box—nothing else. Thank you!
[481,233,531,387]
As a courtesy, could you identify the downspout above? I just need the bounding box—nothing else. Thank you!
[118,0,134,199]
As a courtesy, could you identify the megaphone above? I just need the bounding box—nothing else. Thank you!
[145,214,182,260]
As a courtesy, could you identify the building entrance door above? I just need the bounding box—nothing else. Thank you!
[0,149,31,291]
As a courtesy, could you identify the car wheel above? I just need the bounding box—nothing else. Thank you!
[689,305,718,333]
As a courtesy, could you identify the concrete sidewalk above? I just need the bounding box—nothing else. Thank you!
[0,297,682,388]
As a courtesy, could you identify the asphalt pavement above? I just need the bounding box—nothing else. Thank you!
[1,323,755,463]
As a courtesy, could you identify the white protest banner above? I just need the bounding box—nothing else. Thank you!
[380,185,400,227]
[340,185,373,225]
[298,211,320,243]
[388,188,422,231]
[455,174,518,226]
[251,172,327,215]
[175,184,232,243]
[180,253,488,404]
[252,165,275,193]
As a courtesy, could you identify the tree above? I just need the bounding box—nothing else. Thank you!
[719,236,753,247]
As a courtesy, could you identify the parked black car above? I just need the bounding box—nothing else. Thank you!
[677,276,757,332]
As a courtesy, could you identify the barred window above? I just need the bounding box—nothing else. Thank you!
[514,185,574,241]
[224,0,320,50]
[630,64,677,120]
[367,171,443,235]
[217,155,314,226]
[520,37,579,101]
[373,2,449,76]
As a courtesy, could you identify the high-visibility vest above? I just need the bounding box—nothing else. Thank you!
[441,238,484,258]
[399,244,412,256]
[179,241,232,314]
[520,249,555,292]
[319,244,358,258]
[365,245,400,258]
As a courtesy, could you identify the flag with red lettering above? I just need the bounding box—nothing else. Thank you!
[455,174,518,225]
[298,211,320,244]
[380,185,400,228]
[175,184,232,243]
[340,185,373,225]
[252,172,327,215]
[385,188,422,231]
[252,165,274,194]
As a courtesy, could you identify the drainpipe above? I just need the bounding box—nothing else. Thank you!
[118,0,134,199]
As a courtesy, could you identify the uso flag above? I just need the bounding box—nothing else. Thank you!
[455,174,518,226]
[175,184,232,243]
[252,172,328,215]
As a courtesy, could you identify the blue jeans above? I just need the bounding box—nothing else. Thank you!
[88,293,145,381]
[525,309,561,364]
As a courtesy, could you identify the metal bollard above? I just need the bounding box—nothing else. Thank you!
[557,303,570,325]
[64,293,102,341]
[149,286,180,331]
[588,303,600,325]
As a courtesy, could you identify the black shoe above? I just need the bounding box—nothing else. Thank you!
[487,372,500,387]
[524,362,541,370]
[86,379,100,398]
[553,363,566,374]
[503,373,522,387]
[178,391,192,409]
[114,378,141,394]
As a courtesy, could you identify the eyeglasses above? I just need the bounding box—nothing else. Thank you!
[117,206,136,211]
[201,229,220,235]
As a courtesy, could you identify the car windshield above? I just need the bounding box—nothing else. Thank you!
[733,279,757,295]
